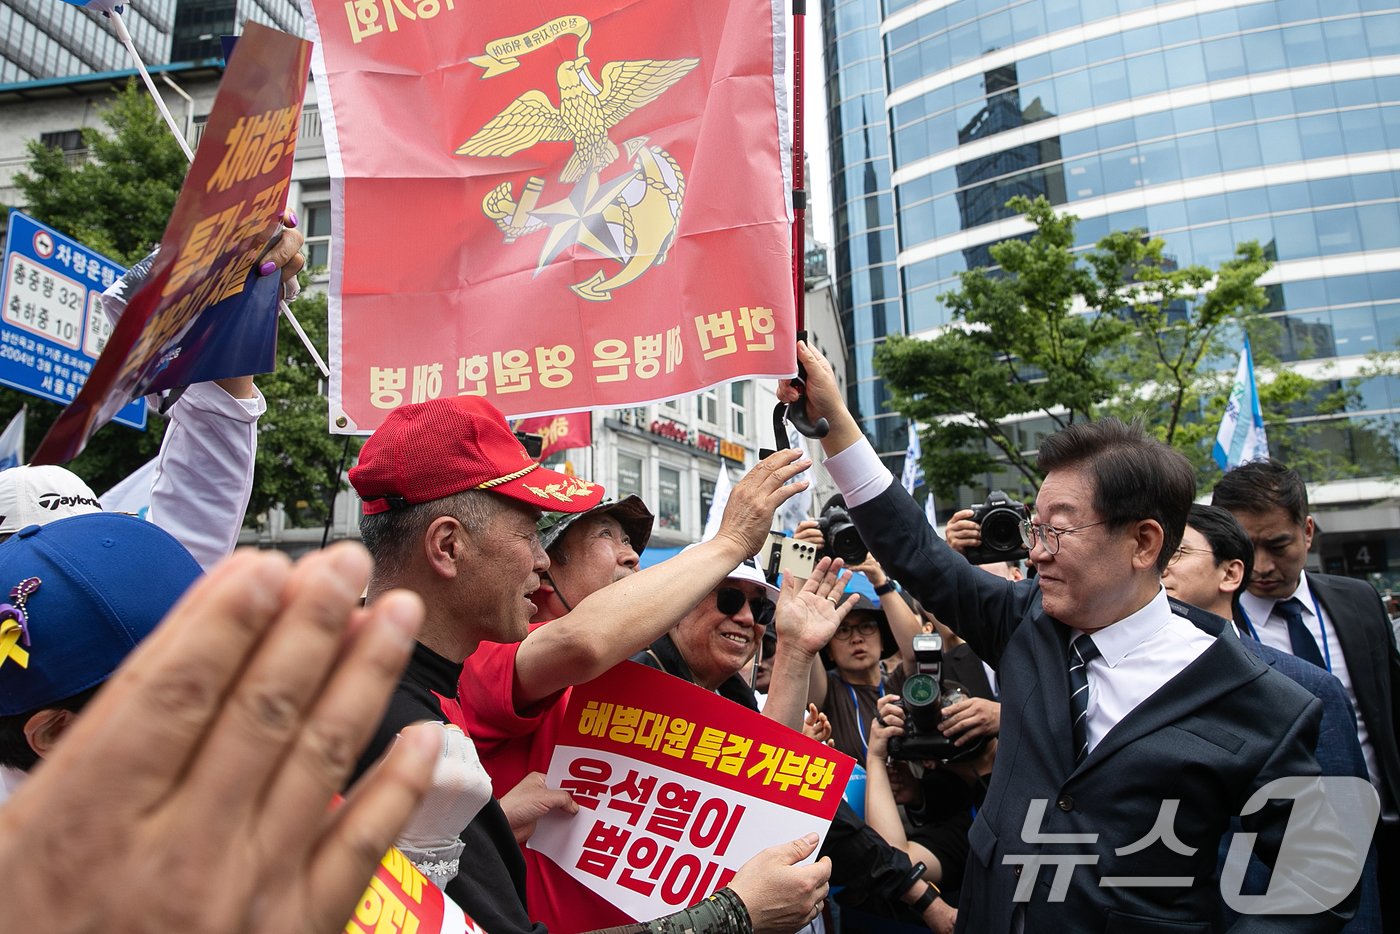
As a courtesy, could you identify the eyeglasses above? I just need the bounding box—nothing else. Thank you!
[832,619,879,641]
[1167,544,1214,567]
[715,587,774,627]
[1018,518,1109,556]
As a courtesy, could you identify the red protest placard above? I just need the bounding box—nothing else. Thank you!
[31,22,308,465]
[301,0,796,431]
[350,848,489,934]
[527,662,852,923]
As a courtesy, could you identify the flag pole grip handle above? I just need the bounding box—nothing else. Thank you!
[786,330,829,441]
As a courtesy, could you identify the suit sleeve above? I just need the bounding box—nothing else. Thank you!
[1226,696,1357,933]
[849,481,1037,669]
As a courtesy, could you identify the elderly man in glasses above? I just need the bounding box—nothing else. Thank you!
[632,553,960,931]
[779,341,1361,934]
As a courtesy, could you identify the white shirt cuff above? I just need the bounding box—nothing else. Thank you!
[822,437,894,508]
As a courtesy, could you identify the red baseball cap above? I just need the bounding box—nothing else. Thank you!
[350,397,604,516]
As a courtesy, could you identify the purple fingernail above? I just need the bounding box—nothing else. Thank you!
[259,260,277,276]
[284,209,298,228]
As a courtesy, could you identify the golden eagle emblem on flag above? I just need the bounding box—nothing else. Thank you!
[456,17,698,301]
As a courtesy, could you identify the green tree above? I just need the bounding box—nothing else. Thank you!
[9,81,186,265]
[876,196,1134,496]
[875,196,1357,500]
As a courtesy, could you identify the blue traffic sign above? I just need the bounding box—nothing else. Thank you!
[0,210,146,430]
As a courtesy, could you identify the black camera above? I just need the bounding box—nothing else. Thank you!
[818,500,868,565]
[964,490,1031,565]
[888,633,987,764]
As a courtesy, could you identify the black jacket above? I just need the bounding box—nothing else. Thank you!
[852,481,1353,934]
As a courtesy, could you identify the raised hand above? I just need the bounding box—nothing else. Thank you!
[0,543,438,934]
[773,556,858,658]
[715,448,812,560]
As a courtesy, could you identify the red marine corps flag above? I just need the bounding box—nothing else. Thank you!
[300,0,795,431]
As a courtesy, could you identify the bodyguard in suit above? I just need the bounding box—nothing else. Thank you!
[779,341,1359,933]
[1212,461,1400,925]
[1162,504,1380,932]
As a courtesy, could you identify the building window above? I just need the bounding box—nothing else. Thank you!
[730,381,748,437]
[700,477,716,528]
[39,129,82,152]
[617,453,643,499]
[658,465,682,531]
[699,388,718,425]
[302,201,332,272]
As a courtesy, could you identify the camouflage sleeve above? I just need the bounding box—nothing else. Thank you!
[588,887,753,934]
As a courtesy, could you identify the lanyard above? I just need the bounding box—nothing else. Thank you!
[1239,592,1332,673]
[843,676,884,758]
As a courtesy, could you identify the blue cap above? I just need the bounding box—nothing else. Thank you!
[0,513,203,716]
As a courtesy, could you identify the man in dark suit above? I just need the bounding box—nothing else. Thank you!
[1163,504,1381,932]
[1213,462,1400,925]
[780,341,1360,933]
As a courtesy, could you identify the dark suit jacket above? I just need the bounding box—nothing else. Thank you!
[1234,573,1400,817]
[852,482,1351,933]
[1221,638,1381,933]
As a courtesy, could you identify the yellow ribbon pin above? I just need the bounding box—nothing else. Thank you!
[0,617,29,670]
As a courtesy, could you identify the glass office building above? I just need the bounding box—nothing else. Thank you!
[0,0,177,83]
[816,0,1400,566]
[867,0,1400,572]
[823,0,907,460]
[0,0,301,85]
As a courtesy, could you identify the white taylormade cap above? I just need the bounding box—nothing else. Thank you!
[0,465,103,535]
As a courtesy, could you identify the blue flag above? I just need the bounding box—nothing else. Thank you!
[901,421,939,531]
[0,408,24,472]
[1214,337,1269,471]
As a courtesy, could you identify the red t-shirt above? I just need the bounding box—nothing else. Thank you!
[458,623,636,933]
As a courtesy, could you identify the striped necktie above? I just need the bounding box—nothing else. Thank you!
[1068,634,1101,765]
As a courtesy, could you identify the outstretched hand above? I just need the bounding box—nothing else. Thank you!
[773,556,858,657]
[0,543,437,934]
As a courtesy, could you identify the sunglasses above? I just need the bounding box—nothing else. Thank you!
[715,586,774,627]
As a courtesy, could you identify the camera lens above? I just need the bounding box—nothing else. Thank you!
[902,673,943,732]
[831,525,868,565]
[979,508,1022,552]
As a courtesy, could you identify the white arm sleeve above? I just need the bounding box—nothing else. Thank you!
[823,436,895,507]
[147,382,264,570]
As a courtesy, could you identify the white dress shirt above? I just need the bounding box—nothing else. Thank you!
[1240,573,1382,802]
[1075,588,1215,756]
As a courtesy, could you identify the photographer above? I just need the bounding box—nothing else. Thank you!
[865,695,997,905]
